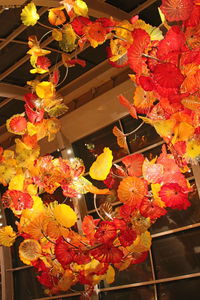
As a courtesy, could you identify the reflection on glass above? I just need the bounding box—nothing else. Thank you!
[152,228,200,279]
[84,175,112,211]
[100,254,152,288]
[90,211,100,219]
[157,277,200,300]
[14,268,45,300]
[142,145,162,160]
[86,191,118,213]
[40,187,69,205]
[12,236,26,268]
[100,285,155,300]
[13,268,82,300]
[121,115,161,153]
[151,180,200,234]
[72,122,128,172]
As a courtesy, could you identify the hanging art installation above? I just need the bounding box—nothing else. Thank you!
[0,0,200,298]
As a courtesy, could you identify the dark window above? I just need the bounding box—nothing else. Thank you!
[152,228,200,279]
[73,122,128,172]
[121,115,161,153]
[100,285,155,300]
[151,180,200,234]
[157,277,200,300]
[100,253,152,288]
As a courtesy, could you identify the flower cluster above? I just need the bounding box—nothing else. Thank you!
[0,144,192,296]
[113,0,200,165]
[0,0,199,298]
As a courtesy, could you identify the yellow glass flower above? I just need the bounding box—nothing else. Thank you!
[0,226,17,247]
[27,46,51,58]
[71,176,110,195]
[46,118,61,142]
[134,87,156,113]
[48,7,66,26]
[24,213,49,240]
[58,269,75,291]
[8,174,25,191]
[26,184,38,196]
[115,20,134,43]
[54,204,77,228]
[171,122,194,144]
[128,231,151,253]
[184,139,200,160]
[60,24,77,52]
[114,258,132,271]
[15,138,40,169]
[0,165,16,186]
[20,196,44,229]
[151,183,166,208]
[89,147,113,180]
[140,116,176,139]
[19,239,41,265]
[21,2,39,26]
[105,266,115,284]
[133,19,164,41]
[110,39,127,62]
[52,29,63,41]
[3,150,15,160]
[35,81,55,99]
[74,0,88,16]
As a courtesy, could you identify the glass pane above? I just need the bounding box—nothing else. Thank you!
[72,122,128,172]
[86,191,118,212]
[84,175,114,212]
[142,145,162,160]
[85,171,120,212]
[47,297,81,300]
[14,268,45,299]
[13,267,82,300]
[100,285,155,300]
[151,180,200,234]
[152,228,200,279]
[85,192,96,212]
[157,277,200,300]
[121,115,161,153]
[100,253,152,288]
[90,211,100,219]
[40,187,68,205]
[12,236,26,268]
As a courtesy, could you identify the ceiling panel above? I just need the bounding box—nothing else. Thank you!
[0,0,25,5]
[0,0,161,137]
[106,0,148,13]
[0,7,22,37]
[0,43,27,74]
[0,99,25,126]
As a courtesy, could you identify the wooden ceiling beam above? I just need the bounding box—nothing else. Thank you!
[38,43,91,81]
[0,37,63,53]
[0,0,25,4]
[61,79,132,143]
[130,0,159,16]
[0,35,53,80]
[0,97,13,109]
[0,43,90,111]
[0,83,28,100]
[60,61,129,104]
[0,0,158,82]
[34,0,129,20]
[85,0,130,20]
[0,0,159,113]
[0,7,48,51]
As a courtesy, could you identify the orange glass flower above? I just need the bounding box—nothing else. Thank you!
[117,176,148,206]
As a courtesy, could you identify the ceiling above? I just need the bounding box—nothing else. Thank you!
[0,0,161,147]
